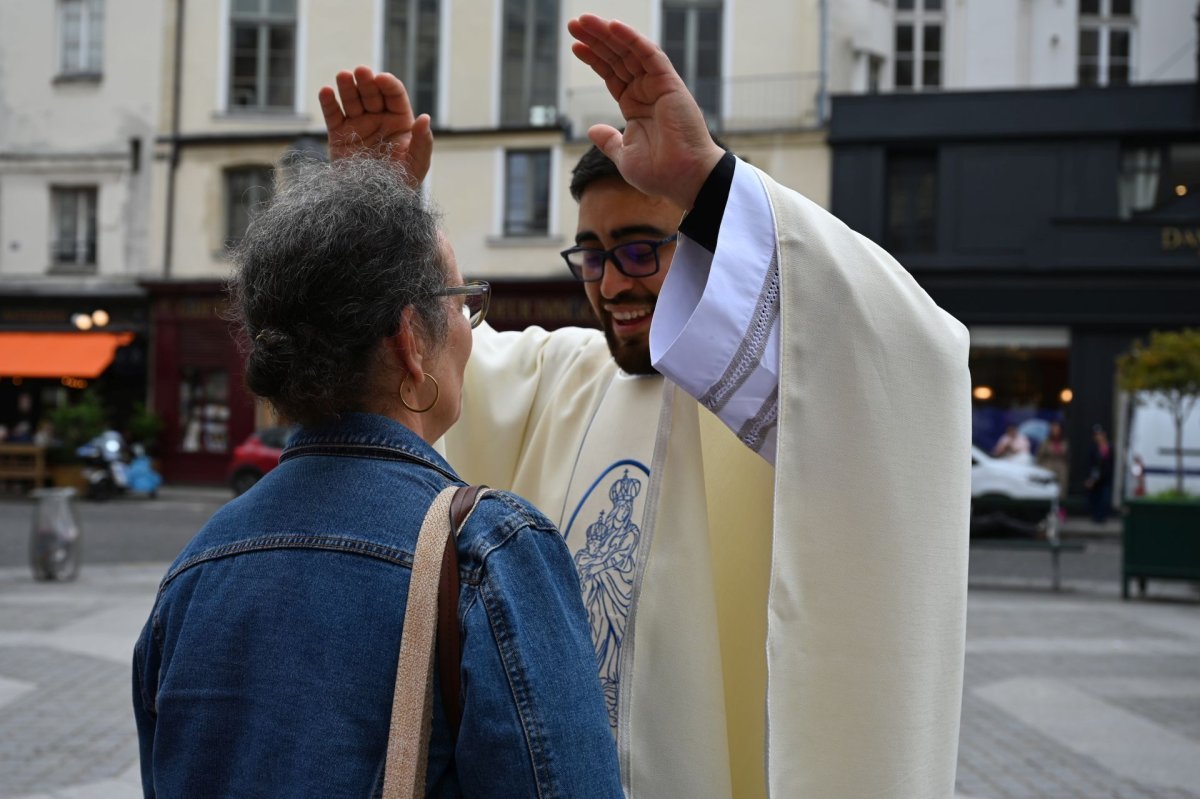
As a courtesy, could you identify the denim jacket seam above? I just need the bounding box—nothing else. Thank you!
[163,535,415,588]
[480,566,556,799]
[467,494,561,569]
[281,440,460,482]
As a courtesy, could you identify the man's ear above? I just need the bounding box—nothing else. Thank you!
[388,306,425,378]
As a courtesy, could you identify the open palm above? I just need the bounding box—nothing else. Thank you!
[319,66,433,187]
[568,15,724,210]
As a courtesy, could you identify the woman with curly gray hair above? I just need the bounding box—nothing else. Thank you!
[132,155,622,798]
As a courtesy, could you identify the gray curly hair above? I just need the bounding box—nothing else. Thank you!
[228,155,449,426]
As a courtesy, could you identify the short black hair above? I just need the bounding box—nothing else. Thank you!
[569,145,623,202]
[569,134,729,202]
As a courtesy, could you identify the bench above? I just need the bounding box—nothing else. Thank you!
[0,443,48,494]
[971,536,1087,591]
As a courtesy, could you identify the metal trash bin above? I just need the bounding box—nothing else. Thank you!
[30,487,82,581]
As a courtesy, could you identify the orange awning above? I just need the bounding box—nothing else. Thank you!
[0,332,135,378]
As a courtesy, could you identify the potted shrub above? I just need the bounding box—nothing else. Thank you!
[46,391,108,491]
[1116,328,1200,599]
[127,402,163,456]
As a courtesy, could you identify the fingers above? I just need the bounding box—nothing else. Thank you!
[335,66,375,117]
[356,68,385,114]
[607,18,677,78]
[376,72,416,126]
[409,114,434,181]
[568,18,635,84]
[317,85,344,132]
[571,15,677,85]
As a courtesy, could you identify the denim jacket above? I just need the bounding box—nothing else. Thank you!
[132,413,621,798]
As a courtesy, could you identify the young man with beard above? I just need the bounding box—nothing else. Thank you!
[321,14,970,799]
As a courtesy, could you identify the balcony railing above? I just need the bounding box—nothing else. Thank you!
[564,72,825,136]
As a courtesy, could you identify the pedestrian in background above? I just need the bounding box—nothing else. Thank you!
[1036,420,1070,518]
[1085,424,1115,523]
[992,423,1032,463]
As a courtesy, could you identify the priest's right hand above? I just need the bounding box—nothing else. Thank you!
[318,66,433,189]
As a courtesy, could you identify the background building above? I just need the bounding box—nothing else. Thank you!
[6,0,1198,494]
[827,0,1200,501]
[0,0,163,443]
[147,0,836,482]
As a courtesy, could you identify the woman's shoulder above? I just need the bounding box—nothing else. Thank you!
[456,489,563,566]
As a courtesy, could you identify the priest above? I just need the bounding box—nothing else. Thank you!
[319,13,970,798]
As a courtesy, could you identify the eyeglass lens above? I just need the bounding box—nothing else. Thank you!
[461,289,487,328]
[568,240,664,281]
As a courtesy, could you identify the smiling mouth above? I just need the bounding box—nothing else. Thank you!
[607,306,653,335]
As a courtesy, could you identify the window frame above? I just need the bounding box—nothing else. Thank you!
[661,0,724,122]
[57,0,105,78]
[384,0,441,122]
[223,165,276,250]
[1078,0,1135,87]
[50,185,99,272]
[502,149,552,238]
[893,0,944,91]
[499,0,560,127]
[227,0,299,113]
[884,149,939,255]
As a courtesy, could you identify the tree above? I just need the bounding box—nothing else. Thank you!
[1117,328,1200,495]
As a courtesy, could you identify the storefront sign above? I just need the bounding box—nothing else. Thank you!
[1161,226,1200,256]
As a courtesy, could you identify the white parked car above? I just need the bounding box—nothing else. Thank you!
[971,446,1060,535]
[971,446,1059,502]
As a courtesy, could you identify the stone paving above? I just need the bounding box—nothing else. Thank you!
[0,541,1196,797]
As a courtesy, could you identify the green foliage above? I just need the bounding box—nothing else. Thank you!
[1144,489,1200,504]
[47,391,108,463]
[1118,328,1200,398]
[1118,328,1200,496]
[127,402,163,450]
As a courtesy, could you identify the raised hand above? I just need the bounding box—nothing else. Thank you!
[567,14,725,210]
[318,66,433,187]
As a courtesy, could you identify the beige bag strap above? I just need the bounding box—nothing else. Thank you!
[382,485,488,799]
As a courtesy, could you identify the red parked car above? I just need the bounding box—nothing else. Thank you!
[227,426,295,495]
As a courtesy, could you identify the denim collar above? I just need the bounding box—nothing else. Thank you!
[281,412,460,482]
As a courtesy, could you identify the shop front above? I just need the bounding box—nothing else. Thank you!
[143,281,254,485]
[0,289,148,445]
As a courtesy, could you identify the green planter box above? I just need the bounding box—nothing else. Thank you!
[1122,499,1200,599]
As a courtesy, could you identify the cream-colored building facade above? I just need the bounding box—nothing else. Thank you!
[0,0,163,284]
[153,0,833,287]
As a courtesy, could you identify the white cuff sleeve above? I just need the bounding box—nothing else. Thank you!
[650,161,781,464]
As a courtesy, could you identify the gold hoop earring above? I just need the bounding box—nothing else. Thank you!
[400,372,439,414]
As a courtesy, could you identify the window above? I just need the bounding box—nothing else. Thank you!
[51,187,98,269]
[1079,0,1133,87]
[385,0,440,121]
[179,368,230,454]
[894,0,943,91]
[229,0,297,111]
[1118,142,1200,217]
[885,151,937,253]
[662,1,722,121]
[500,0,559,126]
[1118,147,1160,218]
[504,150,551,237]
[224,167,275,248]
[58,0,104,76]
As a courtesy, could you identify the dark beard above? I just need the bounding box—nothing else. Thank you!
[599,312,658,375]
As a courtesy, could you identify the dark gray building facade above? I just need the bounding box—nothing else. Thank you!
[829,82,1200,499]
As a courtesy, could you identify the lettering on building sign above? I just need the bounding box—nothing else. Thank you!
[1161,226,1200,256]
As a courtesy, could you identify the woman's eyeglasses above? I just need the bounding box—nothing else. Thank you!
[560,234,678,283]
[433,280,491,329]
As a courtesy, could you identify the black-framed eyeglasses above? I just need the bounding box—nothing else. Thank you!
[433,280,491,329]
[560,234,678,283]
